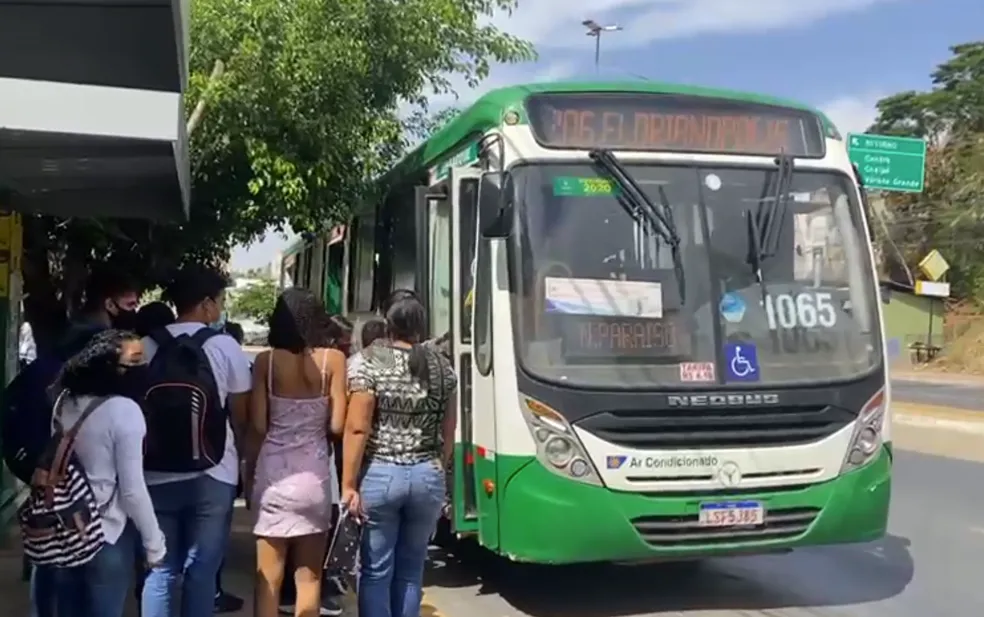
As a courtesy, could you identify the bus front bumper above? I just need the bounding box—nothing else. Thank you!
[496,445,891,564]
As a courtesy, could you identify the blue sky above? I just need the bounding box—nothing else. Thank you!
[232,0,981,270]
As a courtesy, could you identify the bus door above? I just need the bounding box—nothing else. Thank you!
[417,179,450,339]
[468,171,501,549]
[447,166,487,537]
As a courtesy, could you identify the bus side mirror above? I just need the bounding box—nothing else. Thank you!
[482,171,513,238]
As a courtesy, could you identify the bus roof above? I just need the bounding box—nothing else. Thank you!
[384,80,839,187]
[283,235,308,258]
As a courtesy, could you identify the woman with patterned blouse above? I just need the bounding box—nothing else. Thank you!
[341,293,457,617]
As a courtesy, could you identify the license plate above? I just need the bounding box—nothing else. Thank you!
[698,501,765,527]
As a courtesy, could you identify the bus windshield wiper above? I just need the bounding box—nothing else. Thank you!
[657,185,686,306]
[589,148,685,303]
[747,152,795,283]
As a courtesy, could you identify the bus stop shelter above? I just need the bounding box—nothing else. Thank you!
[0,0,191,519]
[0,0,190,221]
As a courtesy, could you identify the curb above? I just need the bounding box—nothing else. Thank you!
[894,400,984,434]
[891,371,984,386]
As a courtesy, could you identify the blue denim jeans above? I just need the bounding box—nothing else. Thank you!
[29,563,57,617]
[141,474,237,617]
[358,460,445,617]
[56,523,138,617]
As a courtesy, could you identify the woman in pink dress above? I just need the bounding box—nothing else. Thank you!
[247,288,347,617]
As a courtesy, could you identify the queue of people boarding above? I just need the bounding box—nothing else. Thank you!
[5,264,457,617]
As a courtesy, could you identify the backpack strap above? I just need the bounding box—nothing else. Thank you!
[47,395,110,483]
[148,328,174,348]
[191,328,219,346]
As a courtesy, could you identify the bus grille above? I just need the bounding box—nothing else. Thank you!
[632,506,820,547]
[575,405,854,449]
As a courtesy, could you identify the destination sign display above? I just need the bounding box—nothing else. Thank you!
[559,314,691,359]
[525,93,825,157]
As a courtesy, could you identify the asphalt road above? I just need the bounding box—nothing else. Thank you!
[421,449,984,617]
[892,379,984,411]
[236,348,978,617]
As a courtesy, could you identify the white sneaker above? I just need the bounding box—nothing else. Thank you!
[278,605,295,615]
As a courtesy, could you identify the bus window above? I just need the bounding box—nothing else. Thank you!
[474,239,493,375]
[287,256,299,288]
[430,199,452,338]
[350,212,376,312]
[458,178,479,342]
[302,245,314,290]
[296,250,307,288]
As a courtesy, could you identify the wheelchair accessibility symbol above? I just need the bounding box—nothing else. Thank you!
[724,342,760,382]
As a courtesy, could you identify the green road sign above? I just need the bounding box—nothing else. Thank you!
[847,133,926,193]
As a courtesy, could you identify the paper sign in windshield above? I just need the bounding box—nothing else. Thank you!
[680,362,715,382]
[544,277,663,318]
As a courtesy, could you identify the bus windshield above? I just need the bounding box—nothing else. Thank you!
[509,162,881,389]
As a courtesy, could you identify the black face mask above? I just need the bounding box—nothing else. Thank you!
[118,364,150,398]
[110,308,139,331]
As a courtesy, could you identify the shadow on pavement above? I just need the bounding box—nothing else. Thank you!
[425,533,914,616]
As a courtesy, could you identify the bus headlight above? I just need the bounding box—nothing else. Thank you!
[519,396,603,486]
[543,436,574,467]
[840,388,886,473]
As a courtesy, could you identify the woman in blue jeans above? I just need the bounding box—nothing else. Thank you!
[342,294,457,617]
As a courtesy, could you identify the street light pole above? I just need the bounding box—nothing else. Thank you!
[582,19,623,72]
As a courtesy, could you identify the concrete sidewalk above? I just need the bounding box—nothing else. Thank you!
[1,502,357,617]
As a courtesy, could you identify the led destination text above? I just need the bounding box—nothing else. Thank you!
[526,92,823,156]
[561,316,689,358]
[547,110,793,154]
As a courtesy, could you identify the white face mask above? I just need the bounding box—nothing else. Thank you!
[210,310,228,331]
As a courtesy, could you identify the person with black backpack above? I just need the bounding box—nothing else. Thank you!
[139,266,252,617]
[4,268,142,617]
[19,329,166,617]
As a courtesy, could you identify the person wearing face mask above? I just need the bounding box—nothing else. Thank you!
[74,266,143,332]
[6,266,141,617]
[138,266,253,617]
[46,329,166,617]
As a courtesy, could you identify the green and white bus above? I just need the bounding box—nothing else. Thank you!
[291,81,891,564]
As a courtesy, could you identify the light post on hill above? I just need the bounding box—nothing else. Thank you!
[583,19,623,72]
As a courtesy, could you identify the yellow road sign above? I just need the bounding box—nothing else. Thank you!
[918,249,949,281]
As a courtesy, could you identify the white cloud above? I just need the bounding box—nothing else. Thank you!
[820,92,884,135]
[419,59,579,114]
[491,0,901,50]
[419,0,903,116]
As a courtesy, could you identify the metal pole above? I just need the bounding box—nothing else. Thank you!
[584,20,621,72]
[926,298,934,363]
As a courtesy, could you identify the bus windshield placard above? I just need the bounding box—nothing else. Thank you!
[525,92,825,157]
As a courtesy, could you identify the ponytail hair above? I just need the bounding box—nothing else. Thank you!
[385,294,430,387]
[406,344,430,385]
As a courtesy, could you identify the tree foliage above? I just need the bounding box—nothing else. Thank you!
[869,41,984,299]
[20,0,534,331]
[404,106,463,141]
[183,0,533,245]
[229,279,279,324]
